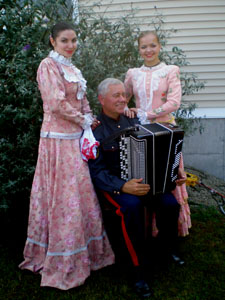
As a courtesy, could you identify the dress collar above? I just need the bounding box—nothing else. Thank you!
[49,50,73,67]
[141,62,166,71]
[48,50,87,100]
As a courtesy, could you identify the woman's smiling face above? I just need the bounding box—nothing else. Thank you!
[138,33,161,66]
[50,29,77,58]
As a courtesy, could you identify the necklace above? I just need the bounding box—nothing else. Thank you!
[144,61,161,69]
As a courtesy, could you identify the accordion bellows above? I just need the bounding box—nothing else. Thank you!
[119,123,184,195]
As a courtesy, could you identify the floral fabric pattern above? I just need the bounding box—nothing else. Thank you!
[19,54,115,290]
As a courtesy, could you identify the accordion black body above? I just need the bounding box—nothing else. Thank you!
[119,123,184,195]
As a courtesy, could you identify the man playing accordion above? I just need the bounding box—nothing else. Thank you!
[88,78,186,299]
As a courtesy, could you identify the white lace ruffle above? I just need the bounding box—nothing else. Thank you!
[49,50,87,100]
[137,109,150,125]
[135,70,148,111]
[137,63,173,112]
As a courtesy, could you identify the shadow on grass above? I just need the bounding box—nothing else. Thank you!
[0,205,224,300]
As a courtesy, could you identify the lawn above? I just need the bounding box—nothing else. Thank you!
[1,205,224,300]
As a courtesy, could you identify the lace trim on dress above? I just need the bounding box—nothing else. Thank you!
[40,131,82,139]
[137,109,150,125]
[135,70,148,111]
[26,232,107,256]
[27,237,48,248]
[47,232,106,256]
[139,63,173,112]
[49,50,87,100]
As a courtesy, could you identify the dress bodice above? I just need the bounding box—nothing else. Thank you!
[37,51,92,135]
[124,62,181,124]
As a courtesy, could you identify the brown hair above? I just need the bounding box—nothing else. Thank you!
[138,30,160,46]
[49,22,76,48]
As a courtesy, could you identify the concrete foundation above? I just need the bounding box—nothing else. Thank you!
[183,118,225,181]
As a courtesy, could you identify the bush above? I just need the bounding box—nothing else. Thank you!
[0,0,74,210]
[0,0,204,211]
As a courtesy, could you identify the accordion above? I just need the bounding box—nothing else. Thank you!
[119,123,184,195]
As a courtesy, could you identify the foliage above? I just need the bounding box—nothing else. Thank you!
[0,0,74,210]
[0,0,204,210]
[74,7,140,112]
[75,6,205,131]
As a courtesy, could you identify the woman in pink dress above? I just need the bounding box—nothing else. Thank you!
[19,22,114,290]
[124,31,191,237]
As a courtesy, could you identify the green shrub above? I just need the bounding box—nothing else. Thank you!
[0,0,204,211]
[0,0,73,210]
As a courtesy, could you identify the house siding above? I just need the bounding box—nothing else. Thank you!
[79,0,225,113]
[79,0,225,180]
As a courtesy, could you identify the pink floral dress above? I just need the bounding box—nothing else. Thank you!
[19,51,115,290]
[124,63,191,236]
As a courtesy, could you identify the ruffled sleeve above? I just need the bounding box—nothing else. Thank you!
[81,94,92,115]
[146,65,181,120]
[37,58,89,128]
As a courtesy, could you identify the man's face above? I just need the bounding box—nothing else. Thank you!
[99,84,127,119]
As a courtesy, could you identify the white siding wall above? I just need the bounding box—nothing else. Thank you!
[79,0,225,118]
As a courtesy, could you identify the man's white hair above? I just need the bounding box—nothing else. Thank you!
[97,78,124,96]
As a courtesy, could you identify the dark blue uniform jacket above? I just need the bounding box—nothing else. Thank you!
[88,113,139,195]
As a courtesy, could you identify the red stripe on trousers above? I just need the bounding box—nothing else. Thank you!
[102,191,139,266]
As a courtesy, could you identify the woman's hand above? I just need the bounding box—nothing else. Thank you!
[124,107,137,118]
[130,108,138,115]
[176,168,187,186]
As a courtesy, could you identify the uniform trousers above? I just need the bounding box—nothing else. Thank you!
[110,192,180,266]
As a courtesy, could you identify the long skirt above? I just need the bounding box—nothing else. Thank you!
[152,155,192,237]
[19,137,115,290]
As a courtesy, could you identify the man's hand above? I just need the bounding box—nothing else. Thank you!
[121,178,150,196]
[176,168,187,186]
[91,118,100,130]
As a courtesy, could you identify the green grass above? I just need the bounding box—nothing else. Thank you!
[1,205,225,300]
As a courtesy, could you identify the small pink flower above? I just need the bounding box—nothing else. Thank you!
[68,196,79,209]
[65,214,73,223]
[56,262,64,271]
[40,216,48,227]
[32,199,39,209]
[82,258,89,265]
[89,209,100,220]
[69,176,76,185]
[66,235,75,247]
[65,265,75,273]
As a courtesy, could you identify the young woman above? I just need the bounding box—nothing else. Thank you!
[19,22,114,290]
[124,31,191,237]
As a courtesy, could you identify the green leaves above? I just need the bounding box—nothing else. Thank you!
[0,0,72,209]
[0,0,205,210]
